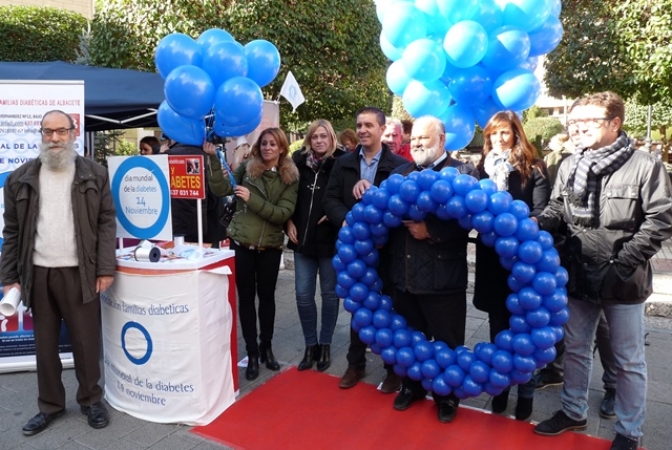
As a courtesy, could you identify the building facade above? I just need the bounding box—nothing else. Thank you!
[1,0,94,19]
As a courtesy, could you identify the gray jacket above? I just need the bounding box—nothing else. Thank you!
[538,150,672,304]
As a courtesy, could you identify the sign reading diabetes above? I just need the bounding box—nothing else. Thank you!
[168,155,205,199]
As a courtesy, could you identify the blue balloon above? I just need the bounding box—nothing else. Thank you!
[512,333,535,356]
[157,101,205,146]
[452,174,478,196]
[493,212,518,237]
[394,329,413,348]
[430,179,453,203]
[407,362,423,381]
[355,238,375,256]
[465,189,489,213]
[533,272,557,296]
[416,0,449,36]
[396,346,416,367]
[518,287,542,310]
[244,40,281,88]
[402,38,446,82]
[399,180,421,203]
[440,104,476,150]
[537,249,561,273]
[509,314,531,333]
[437,0,480,25]
[155,33,202,79]
[542,289,567,313]
[354,308,373,327]
[491,350,513,373]
[443,20,488,68]
[472,98,501,129]
[214,76,263,127]
[549,0,562,18]
[469,361,490,383]
[364,292,382,310]
[501,0,553,32]
[448,65,493,107]
[481,231,497,247]
[512,261,536,284]
[472,211,494,233]
[359,325,377,345]
[506,294,525,315]
[213,112,262,138]
[528,15,564,57]
[414,341,435,362]
[402,80,451,117]
[349,282,369,302]
[202,41,249,88]
[376,328,394,348]
[531,326,556,349]
[417,191,437,212]
[445,365,466,387]
[432,374,452,396]
[492,68,541,111]
[373,309,393,328]
[537,230,555,249]
[515,218,539,241]
[518,240,543,264]
[472,0,504,32]
[481,26,531,72]
[379,32,404,62]
[164,65,215,120]
[196,28,235,53]
[386,60,412,96]
[347,259,367,279]
[463,375,483,396]
[526,306,551,327]
[381,345,398,364]
[382,3,428,49]
[376,0,412,23]
[343,297,359,313]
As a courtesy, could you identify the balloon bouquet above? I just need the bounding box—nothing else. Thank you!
[381,0,563,149]
[333,0,568,400]
[154,28,281,145]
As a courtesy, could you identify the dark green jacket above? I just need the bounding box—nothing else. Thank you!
[0,157,117,307]
[208,154,299,249]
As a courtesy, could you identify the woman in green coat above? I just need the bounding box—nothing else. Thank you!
[206,128,299,380]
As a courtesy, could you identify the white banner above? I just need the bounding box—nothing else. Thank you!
[101,252,235,425]
[0,80,85,248]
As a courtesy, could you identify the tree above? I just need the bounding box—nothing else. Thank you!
[625,100,672,161]
[91,0,390,132]
[545,1,672,160]
[523,117,564,157]
[0,6,87,62]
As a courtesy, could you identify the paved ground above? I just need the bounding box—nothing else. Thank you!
[2,238,672,450]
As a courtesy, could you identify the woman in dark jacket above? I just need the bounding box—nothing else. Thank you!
[473,110,551,421]
[286,119,345,372]
[205,128,299,381]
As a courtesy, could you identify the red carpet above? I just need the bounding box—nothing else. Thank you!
[192,368,614,450]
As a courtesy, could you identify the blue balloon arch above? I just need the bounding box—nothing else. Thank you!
[334,167,568,399]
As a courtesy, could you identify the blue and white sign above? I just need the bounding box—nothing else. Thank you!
[108,155,172,240]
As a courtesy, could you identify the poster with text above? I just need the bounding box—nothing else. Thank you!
[108,155,173,241]
[0,80,85,250]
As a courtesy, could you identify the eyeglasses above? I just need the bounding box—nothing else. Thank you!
[566,118,611,129]
[40,127,74,136]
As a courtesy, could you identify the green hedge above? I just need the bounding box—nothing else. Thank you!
[0,6,87,62]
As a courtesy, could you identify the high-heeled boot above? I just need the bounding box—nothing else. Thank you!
[316,344,331,372]
[298,345,317,371]
[259,341,280,371]
[246,353,259,380]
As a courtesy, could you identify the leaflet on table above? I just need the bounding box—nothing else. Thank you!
[116,244,220,263]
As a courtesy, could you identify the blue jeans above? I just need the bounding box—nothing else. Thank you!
[294,252,339,346]
[562,297,646,439]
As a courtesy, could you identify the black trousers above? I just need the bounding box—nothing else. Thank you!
[231,242,282,355]
[392,288,466,403]
[32,266,103,414]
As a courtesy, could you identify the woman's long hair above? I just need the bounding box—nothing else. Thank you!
[478,110,543,185]
[250,127,290,163]
[302,119,338,158]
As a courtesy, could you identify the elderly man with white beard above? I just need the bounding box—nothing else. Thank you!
[0,110,117,436]
[384,115,478,423]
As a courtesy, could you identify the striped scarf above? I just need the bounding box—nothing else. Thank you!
[566,132,634,226]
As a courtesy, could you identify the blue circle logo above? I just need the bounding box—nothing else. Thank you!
[121,321,153,365]
[111,156,170,239]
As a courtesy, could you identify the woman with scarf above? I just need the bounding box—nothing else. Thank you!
[286,120,345,372]
[205,128,299,381]
[473,110,551,421]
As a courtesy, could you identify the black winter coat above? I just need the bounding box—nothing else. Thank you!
[288,148,346,257]
[323,144,408,227]
[166,143,224,245]
[473,163,551,315]
[386,157,479,295]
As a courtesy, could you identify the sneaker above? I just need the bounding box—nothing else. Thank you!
[600,387,616,419]
[534,410,587,436]
[534,369,564,390]
[610,433,638,450]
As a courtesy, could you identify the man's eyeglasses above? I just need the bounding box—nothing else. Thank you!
[566,118,611,129]
[40,127,74,136]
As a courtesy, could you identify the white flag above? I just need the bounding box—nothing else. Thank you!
[279,71,305,112]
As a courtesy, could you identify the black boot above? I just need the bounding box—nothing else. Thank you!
[246,353,259,380]
[259,341,280,371]
[316,344,331,372]
[298,345,317,371]
[492,388,510,413]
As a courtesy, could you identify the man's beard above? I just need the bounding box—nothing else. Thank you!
[39,141,78,170]
[412,144,440,167]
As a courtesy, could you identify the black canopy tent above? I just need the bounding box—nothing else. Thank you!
[0,61,165,131]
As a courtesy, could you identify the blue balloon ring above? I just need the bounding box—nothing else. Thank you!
[334,167,569,399]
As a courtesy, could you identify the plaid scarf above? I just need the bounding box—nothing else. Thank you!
[306,150,325,172]
[566,132,634,227]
